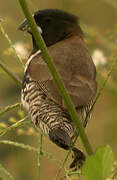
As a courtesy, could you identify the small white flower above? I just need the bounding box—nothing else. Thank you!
[92,49,107,67]
[13,42,29,59]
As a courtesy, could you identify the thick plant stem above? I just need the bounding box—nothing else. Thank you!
[18,0,93,155]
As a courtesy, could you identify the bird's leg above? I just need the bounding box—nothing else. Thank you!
[69,147,86,170]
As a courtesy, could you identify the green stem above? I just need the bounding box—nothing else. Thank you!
[0,140,61,164]
[0,61,22,88]
[85,56,117,123]
[0,116,29,136]
[55,136,78,180]
[0,163,14,180]
[0,103,21,117]
[18,0,93,155]
[38,133,43,180]
[0,140,38,152]
[99,73,117,96]
[0,23,24,69]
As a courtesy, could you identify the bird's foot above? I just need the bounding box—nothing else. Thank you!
[69,147,86,171]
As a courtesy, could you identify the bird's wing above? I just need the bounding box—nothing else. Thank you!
[27,36,97,107]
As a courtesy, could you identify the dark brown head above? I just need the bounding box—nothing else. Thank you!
[19,9,83,51]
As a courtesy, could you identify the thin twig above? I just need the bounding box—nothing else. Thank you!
[55,136,78,180]
[99,73,117,96]
[0,23,24,68]
[0,140,61,165]
[18,0,93,156]
[0,140,38,152]
[67,170,80,176]
[0,103,21,117]
[38,133,43,180]
[60,169,80,180]
[0,116,29,136]
[85,55,117,124]
[0,61,22,87]
[0,163,14,180]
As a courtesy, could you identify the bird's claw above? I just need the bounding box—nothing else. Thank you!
[69,147,86,171]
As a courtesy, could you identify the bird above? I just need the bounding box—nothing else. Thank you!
[19,9,97,169]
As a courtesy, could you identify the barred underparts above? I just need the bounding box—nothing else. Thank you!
[21,74,92,150]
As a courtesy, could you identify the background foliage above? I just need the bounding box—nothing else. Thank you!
[0,0,117,179]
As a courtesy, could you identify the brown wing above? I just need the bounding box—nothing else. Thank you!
[27,36,97,107]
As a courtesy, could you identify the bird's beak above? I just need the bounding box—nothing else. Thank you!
[18,19,30,32]
[18,19,42,34]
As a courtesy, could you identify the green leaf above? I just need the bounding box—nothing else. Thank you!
[82,146,114,180]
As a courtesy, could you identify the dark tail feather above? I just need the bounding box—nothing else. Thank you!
[49,128,72,150]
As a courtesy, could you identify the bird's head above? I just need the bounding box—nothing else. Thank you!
[19,9,83,51]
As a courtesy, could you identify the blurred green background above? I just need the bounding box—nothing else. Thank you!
[0,0,117,179]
